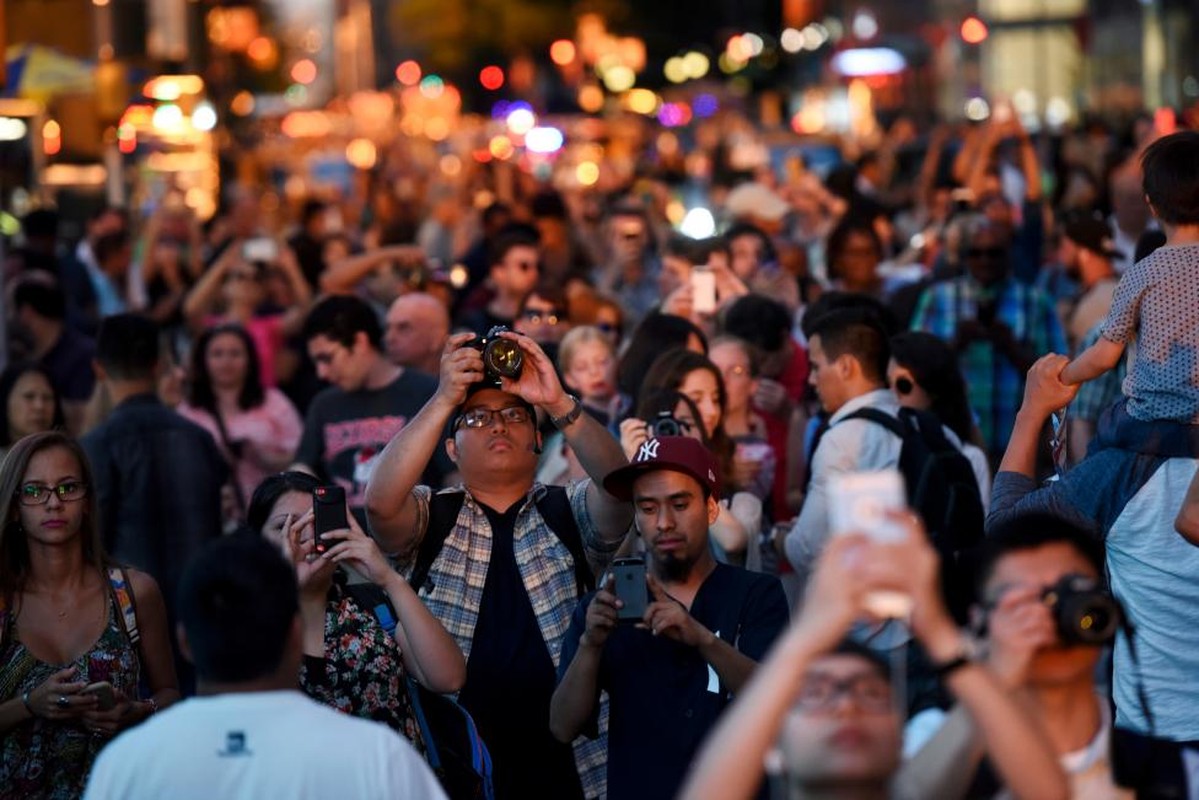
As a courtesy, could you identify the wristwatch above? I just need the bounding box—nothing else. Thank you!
[550,394,584,429]
[929,634,981,680]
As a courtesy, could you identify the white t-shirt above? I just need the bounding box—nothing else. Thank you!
[84,690,447,800]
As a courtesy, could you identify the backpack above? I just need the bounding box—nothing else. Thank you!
[344,581,495,800]
[409,486,595,597]
[840,407,985,618]
[1,566,140,652]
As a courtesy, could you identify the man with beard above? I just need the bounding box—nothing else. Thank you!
[550,436,789,800]
[1058,214,1122,351]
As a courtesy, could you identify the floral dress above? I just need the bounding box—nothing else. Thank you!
[299,581,426,757]
[0,592,140,800]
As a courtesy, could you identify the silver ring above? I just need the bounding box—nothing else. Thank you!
[56,694,68,708]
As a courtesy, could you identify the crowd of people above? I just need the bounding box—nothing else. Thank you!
[1,104,1198,800]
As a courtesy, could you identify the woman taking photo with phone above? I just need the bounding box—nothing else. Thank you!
[0,432,178,799]
[246,472,465,754]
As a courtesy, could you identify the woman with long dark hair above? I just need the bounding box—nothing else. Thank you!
[0,432,178,798]
[0,364,65,462]
[178,324,303,519]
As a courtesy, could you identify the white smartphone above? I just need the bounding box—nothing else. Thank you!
[828,469,912,618]
[691,266,717,314]
[242,237,278,264]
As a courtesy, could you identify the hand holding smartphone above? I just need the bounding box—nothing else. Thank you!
[611,557,648,623]
[828,470,913,618]
[81,681,116,711]
[691,266,717,314]
[313,486,349,555]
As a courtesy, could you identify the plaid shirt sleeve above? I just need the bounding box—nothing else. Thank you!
[1031,287,1068,356]
[567,479,624,568]
[910,283,954,341]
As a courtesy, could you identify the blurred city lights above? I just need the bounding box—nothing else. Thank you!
[479,66,505,91]
[526,126,565,154]
[439,154,463,177]
[0,118,28,142]
[291,59,318,85]
[780,28,804,53]
[693,94,719,117]
[42,120,61,155]
[576,161,600,186]
[489,135,516,160]
[143,75,204,101]
[506,107,536,135]
[395,60,421,86]
[281,111,331,138]
[960,15,989,45]
[658,102,693,127]
[449,264,470,289]
[345,138,378,170]
[425,117,450,141]
[247,36,277,67]
[665,200,686,225]
[578,85,605,113]
[285,84,308,105]
[681,52,710,79]
[964,97,991,121]
[230,91,256,116]
[151,103,185,133]
[419,75,445,99]
[830,48,906,77]
[117,124,136,153]
[802,25,830,50]
[664,57,688,84]
[851,10,879,40]
[550,40,577,66]
[1047,97,1074,127]
[626,89,659,115]
[680,207,716,239]
[601,65,636,93]
[192,102,218,132]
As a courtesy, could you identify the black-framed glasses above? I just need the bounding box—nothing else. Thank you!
[455,405,532,430]
[795,674,893,714]
[18,481,88,506]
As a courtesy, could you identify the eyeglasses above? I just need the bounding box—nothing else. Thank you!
[521,309,564,326]
[18,481,88,506]
[795,674,893,714]
[455,405,532,430]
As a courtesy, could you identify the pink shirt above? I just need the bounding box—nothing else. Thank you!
[178,388,304,507]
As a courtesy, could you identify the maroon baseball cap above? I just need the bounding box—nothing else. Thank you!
[603,436,721,500]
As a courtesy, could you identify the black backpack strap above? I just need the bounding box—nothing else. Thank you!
[410,491,467,594]
[840,407,906,438]
[535,486,594,596]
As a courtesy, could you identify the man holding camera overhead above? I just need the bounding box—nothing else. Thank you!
[549,436,788,800]
[365,328,632,800]
[904,513,1130,799]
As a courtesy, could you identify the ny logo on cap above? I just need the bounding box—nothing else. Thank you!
[637,438,661,462]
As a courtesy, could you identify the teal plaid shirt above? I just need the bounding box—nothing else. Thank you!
[911,276,1067,457]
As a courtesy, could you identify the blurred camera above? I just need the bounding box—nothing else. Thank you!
[1042,575,1121,646]
[650,411,686,438]
[467,325,524,384]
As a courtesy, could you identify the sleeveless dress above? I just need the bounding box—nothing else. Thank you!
[0,591,140,800]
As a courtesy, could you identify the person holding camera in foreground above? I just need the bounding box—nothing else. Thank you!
[678,512,1069,800]
[364,327,632,800]
[550,435,789,800]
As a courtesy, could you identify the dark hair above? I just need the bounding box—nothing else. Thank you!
[825,219,884,282]
[187,324,265,413]
[302,294,382,350]
[889,332,977,444]
[246,471,321,534]
[518,282,570,320]
[974,513,1105,599]
[22,209,59,241]
[487,224,541,268]
[481,202,513,229]
[0,363,66,446]
[93,230,131,266]
[1134,229,1168,263]
[640,350,734,493]
[530,191,568,221]
[1141,131,1199,226]
[617,314,708,403]
[724,222,778,265]
[176,534,299,683]
[801,291,899,339]
[300,199,327,227]
[808,308,890,384]
[96,314,161,381]
[721,294,791,353]
[0,432,105,597]
[829,638,892,681]
[13,280,66,321]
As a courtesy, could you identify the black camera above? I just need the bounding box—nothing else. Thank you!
[650,411,686,438]
[467,326,524,385]
[1042,575,1121,646]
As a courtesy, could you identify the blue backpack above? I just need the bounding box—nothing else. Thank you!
[344,582,495,800]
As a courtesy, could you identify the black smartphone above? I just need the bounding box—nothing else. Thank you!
[611,557,648,623]
[313,486,348,554]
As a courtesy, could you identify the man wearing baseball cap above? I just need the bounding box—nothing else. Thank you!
[550,436,789,800]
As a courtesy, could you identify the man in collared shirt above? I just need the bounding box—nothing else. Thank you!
[785,308,901,587]
[366,330,633,800]
[550,436,789,800]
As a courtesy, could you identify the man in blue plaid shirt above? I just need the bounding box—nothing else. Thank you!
[911,215,1066,461]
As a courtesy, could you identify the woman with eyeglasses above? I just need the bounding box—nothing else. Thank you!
[0,432,178,799]
[887,331,991,511]
[246,471,465,758]
[182,237,313,387]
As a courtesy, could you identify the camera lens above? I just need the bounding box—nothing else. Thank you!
[651,412,681,437]
[484,338,523,379]
[1045,577,1120,646]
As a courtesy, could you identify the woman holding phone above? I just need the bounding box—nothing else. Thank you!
[246,472,465,754]
[0,432,178,799]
